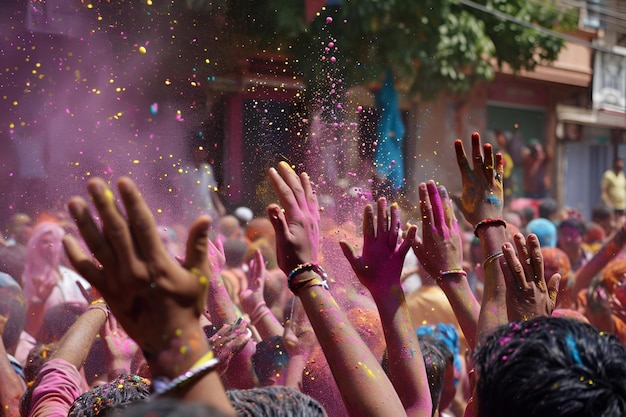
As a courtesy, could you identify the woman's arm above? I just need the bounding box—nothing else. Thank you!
[267,162,407,417]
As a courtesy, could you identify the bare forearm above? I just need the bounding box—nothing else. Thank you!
[573,231,625,295]
[477,226,508,340]
[52,308,107,369]
[299,284,406,417]
[207,278,238,328]
[0,340,24,417]
[439,276,480,349]
[373,287,432,417]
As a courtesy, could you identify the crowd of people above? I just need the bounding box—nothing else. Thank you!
[1,132,626,417]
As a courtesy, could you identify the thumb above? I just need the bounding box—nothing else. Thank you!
[339,241,359,268]
[184,215,212,272]
[548,273,561,308]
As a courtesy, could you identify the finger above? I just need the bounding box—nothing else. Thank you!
[454,139,472,183]
[418,182,434,233]
[398,224,417,259]
[527,234,544,290]
[547,273,561,308]
[512,233,534,284]
[470,132,484,173]
[86,179,138,272]
[267,203,290,243]
[412,236,428,269]
[376,197,388,239]
[63,234,106,290]
[389,202,402,248]
[268,166,301,218]
[67,195,117,268]
[300,171,320,222]
[427,180,444,234]
[363,204,375,243]
[339,241,360,271]
[117,177,169,266]
[439,185,458,234]
[502,242,530,290]
[483,143,495,182]
[495,153,504,182]
[275,162,308,216]
[182,216,213,301]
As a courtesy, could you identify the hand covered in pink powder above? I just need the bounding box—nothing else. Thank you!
[103,313,139,377]
[413,181,463,280]
[208,318,252,375]
[267,162,320,275]
[240,249,267,315]
[454,132,504,226]
[339,197,416,294]
[500,233,560,321]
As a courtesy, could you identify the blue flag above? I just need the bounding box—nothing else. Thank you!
[374,70,405,190]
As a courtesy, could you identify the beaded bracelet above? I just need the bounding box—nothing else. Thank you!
[152,350,219,396]
[482,251,504,269]
[288,263,330,295]
[474,218,506,237]
[438,269,467,280]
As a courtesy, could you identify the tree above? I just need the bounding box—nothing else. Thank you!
[219,0,578,99]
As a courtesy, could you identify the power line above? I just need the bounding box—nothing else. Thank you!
[458,0,626,56]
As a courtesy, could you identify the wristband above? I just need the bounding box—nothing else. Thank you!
[438,269,467,280]
[152,350,219,396]
[288,263,330,295]
[474,218,506,237]
[482,251,504,269]
[87,299,110,319]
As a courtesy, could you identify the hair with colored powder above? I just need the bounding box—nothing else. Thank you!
[226,386,327,417]
[599,258,626,294]
[67,374,151,417]
[252,335,289,386]
[474,317,626,417]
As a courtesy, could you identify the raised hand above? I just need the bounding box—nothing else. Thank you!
[103,313,140,378]
[500,233,560,321]
[62,177,213,376]
[413,180,480,348]
[240,249,267,314]
[454,132,504,226]
[339,197,416,294]
[208,318,252,375]
[413,181,463,279]
[267,161,320,274]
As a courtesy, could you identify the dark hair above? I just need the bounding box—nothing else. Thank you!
[37,302,86,344]
[252,335,289,386]
[0,274,26,352]
[559,217,586,236]
[418,335,453,416]
[474,317,626,417]
[120,397,232,417]
[538,198,558,219]
[226,386,327,417]
[591,205,612,222]
[68,374,151,417]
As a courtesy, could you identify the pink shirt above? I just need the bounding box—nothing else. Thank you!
[29,358,84,417]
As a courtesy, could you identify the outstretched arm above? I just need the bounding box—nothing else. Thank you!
[340,198,431,417]
[63,177,235,415]
[454,132,508,340]
[268,161,406,417]
[413,181,480,349]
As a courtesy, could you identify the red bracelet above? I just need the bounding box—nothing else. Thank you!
[474,218,506,237]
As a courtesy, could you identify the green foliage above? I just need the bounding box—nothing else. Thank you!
[216,0,578,99]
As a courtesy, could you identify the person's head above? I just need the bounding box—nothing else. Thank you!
[222,238,249,269]
[538,198,559,220]
[473,317,626,417]
[0,245,26,287]
[613,157,624,172]
[591,205,614,236]
[417,335,455,416]
[217,215,242,239]
[557,218,586,255]
[25,222,65,266]
[526,218,557,248]
[252,335,289,386]
[599,258,626,295]
[120,397,232,417]
[227,386,327,417]
[0,273,25,354]
[7,213,33,246]
[36,302,86,344]
[67,374,151,416]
